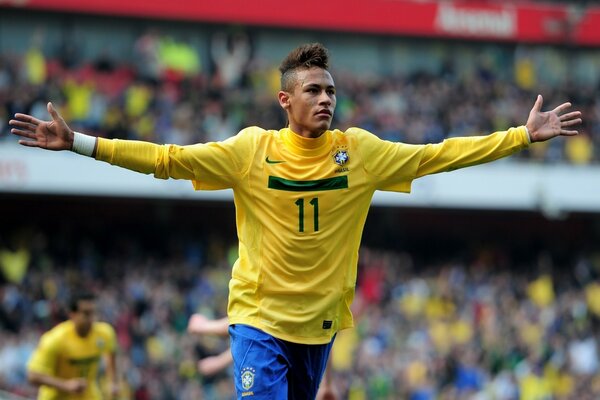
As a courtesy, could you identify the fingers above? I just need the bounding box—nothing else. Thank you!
[562,118,582,127]
[532,94,543,112]
[47,102,62,122]
[559,111,581,121]
[552,102,572,115]
[11,113,41,125]
[10,128,37,140]
[9,119,37,132]
[18,139,42,148]
[560,129,579,136]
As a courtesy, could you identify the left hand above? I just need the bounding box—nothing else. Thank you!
[525,94,582,143]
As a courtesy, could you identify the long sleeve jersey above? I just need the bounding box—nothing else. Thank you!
[96,126,529,344]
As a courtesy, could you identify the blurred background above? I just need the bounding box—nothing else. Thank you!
[1,0,600,399]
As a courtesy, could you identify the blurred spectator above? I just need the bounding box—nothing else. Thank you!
[1,218,600,398]
[210,32,251,90]
[134,29,162,84]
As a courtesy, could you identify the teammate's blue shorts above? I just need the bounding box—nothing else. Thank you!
[229,324,335,400]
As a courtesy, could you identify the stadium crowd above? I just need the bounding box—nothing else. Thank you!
[2,26,600,400]
[1,221,600,399]
[0,29,598,164]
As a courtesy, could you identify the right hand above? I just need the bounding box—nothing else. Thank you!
[62,378,87,393]
[187,314,210,334]
[9,102,74,151]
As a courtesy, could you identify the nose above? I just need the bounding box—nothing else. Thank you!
[318,91,332,105]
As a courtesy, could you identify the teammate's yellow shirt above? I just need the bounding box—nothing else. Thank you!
[96,126,529,344]
[28,320,116,400]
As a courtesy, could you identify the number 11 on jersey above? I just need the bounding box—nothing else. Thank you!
[294,197,319,232]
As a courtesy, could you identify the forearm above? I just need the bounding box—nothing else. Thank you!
[28,371,69,391]
[94,137,196,180]
[95,137,161,175]
[197,349,233,376]
[188,315,230,336]
[416,126,529,178]
[105,353,118,386]
[204,317,230,336]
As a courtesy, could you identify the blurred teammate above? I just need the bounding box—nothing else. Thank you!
[27,292,118,400]
[11,43,582,399]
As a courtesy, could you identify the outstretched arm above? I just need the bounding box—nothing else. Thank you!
[416,96,582,178]
[10,102,195,179]
[10,102,245,186]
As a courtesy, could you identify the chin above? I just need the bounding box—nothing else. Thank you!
[317,121,332,131]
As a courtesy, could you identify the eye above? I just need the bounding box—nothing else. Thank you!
[327,89,336,95]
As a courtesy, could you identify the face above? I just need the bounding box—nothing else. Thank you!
[278,67,336,138]
[70,300,96,336]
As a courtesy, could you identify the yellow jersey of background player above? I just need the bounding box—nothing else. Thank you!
[27,292,117,400]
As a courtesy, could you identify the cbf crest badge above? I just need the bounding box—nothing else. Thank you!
[241,367,256,390]
[333,150,349,165]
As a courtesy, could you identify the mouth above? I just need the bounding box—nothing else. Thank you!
[315,109,332,118]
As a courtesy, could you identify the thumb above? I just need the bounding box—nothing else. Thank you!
[47,102,62,121]
[533,94,543,113]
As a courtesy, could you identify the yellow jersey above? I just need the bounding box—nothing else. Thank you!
[96,126,528,344]
[27,320,116,400]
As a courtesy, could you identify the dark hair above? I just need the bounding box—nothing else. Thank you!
[69,292,95,312]
[279,43,330,91]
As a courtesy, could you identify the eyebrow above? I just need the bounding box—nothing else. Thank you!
[302,83,336,90]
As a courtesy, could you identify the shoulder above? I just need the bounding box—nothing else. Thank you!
[335,127,386,150]
[38,321,70,346]
[236,126,270,138]
[221,126,272,147]
[49,321,72,336]
[93,321,116,337]
[340,127,380,141]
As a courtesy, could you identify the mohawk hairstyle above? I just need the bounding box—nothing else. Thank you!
[279,43,330,92]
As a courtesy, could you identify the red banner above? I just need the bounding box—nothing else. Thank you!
[2,0,599,46]
[572,7,600,46]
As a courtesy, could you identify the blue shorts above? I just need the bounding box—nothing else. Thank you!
[229,324,335,400]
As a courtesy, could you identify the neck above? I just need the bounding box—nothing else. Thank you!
[288,124,326,138]
[76,327,90,337]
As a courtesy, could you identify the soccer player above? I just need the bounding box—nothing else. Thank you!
[11,43,581,399]
[27,292,118,400]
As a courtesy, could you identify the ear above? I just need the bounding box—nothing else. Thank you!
[278,90,290,110]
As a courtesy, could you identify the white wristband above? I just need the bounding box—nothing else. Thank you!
[72,132,97,157]
[524,126,532,143]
